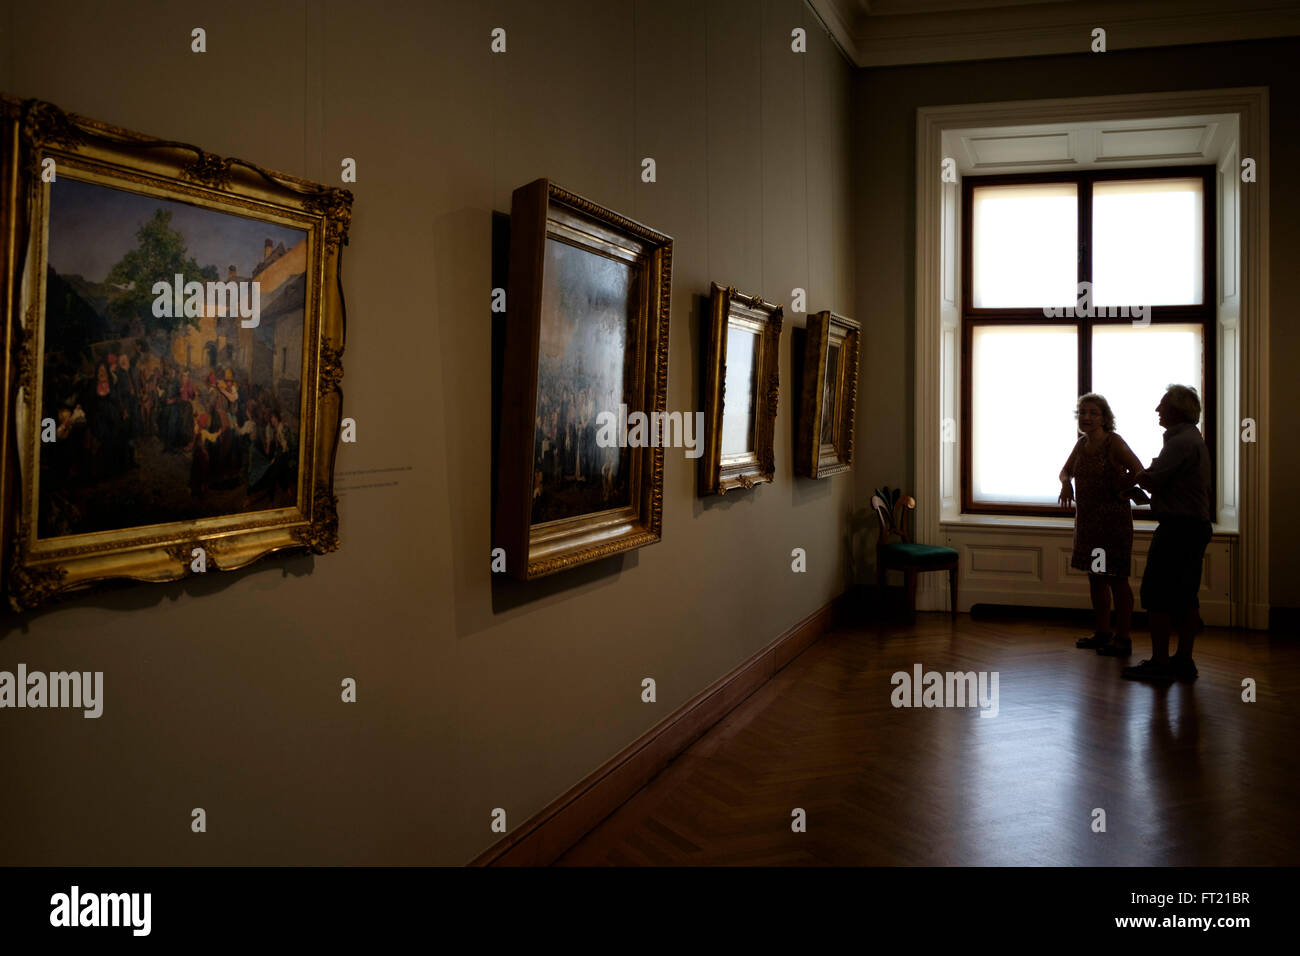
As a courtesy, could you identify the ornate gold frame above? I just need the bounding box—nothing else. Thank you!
[0,96,352,611]
[496,179,672,580]
[700,283,782,495]
[796,310,860,479]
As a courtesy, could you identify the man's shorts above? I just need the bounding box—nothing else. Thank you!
[1141,517,1213,613]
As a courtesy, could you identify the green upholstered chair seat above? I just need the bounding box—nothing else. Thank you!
[882,542,958,565]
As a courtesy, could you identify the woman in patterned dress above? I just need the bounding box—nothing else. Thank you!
[1058,393,1145,656]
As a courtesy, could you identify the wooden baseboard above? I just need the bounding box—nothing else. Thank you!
[467,593,846,866]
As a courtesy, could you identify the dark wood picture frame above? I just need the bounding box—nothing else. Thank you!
[496,179,672,580]
[796,310,859,479]
[699,283,782,495]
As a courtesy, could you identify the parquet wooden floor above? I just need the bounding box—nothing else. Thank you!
[557,614,1300,866]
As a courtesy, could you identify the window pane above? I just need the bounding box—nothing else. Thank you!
[972,183,1077,308]
[972,325,1078,503]
[1091,324,1203,470]
[1092,178,1202,306]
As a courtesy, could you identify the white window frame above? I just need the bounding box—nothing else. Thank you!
[915,89,1269,628]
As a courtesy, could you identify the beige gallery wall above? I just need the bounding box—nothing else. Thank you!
[0,0,856,865]
[851,37,1300,613]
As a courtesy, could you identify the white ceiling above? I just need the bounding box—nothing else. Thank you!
[808,0,1300,66]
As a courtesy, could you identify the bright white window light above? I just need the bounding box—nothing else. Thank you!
[972,183,1077,308]
[721,326,758,456]
[1091,324,1203,470]
[972,325,1078,503]
[1092,178,1202,306]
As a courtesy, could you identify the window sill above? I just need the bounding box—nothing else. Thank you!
[940,512,1237,536]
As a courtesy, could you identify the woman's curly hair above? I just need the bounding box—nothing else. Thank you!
[1074,392,1115,433]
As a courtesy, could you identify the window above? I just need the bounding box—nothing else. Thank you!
[961,168,1215,514]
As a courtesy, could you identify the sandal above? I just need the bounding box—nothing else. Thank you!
[1076,631,1112,649]
[1096,636,1132,657]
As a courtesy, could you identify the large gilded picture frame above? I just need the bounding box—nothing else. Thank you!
[700,283,782,495]
[796,310,860,479]
[496,178,672,580]
[0,96,352,611]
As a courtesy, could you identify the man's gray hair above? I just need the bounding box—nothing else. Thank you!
[1164,384,1202,424]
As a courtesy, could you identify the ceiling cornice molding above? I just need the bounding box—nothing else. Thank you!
[809,0,1300,67]
[803,0,861,66]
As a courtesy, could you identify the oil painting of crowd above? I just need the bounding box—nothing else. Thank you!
[38,177,308,538]
[530,238,636,526]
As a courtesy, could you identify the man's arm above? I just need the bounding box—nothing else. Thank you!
[1135,432,1191,491]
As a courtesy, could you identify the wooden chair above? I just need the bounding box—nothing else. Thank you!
[872,493,959,616]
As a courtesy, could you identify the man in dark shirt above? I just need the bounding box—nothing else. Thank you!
[1125,385,1213,682]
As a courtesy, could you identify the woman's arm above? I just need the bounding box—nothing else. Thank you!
[1058,481,1075,507]
[1058,439,1081,506]
[1059,438,1082,483]
[1109,433,1145,478]
[1109,433,1151,502]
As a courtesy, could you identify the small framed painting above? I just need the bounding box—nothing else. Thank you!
[796,310,860,479]
[0,96,352,611]
[699,283,782,495]
[496,179,672,580]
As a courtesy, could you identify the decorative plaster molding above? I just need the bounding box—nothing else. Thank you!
[811,0,1300,67]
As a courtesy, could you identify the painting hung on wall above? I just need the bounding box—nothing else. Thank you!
[496,178,672,580]
[0,96,352,611]
[700,283,782,495]
[796,310,860,479]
